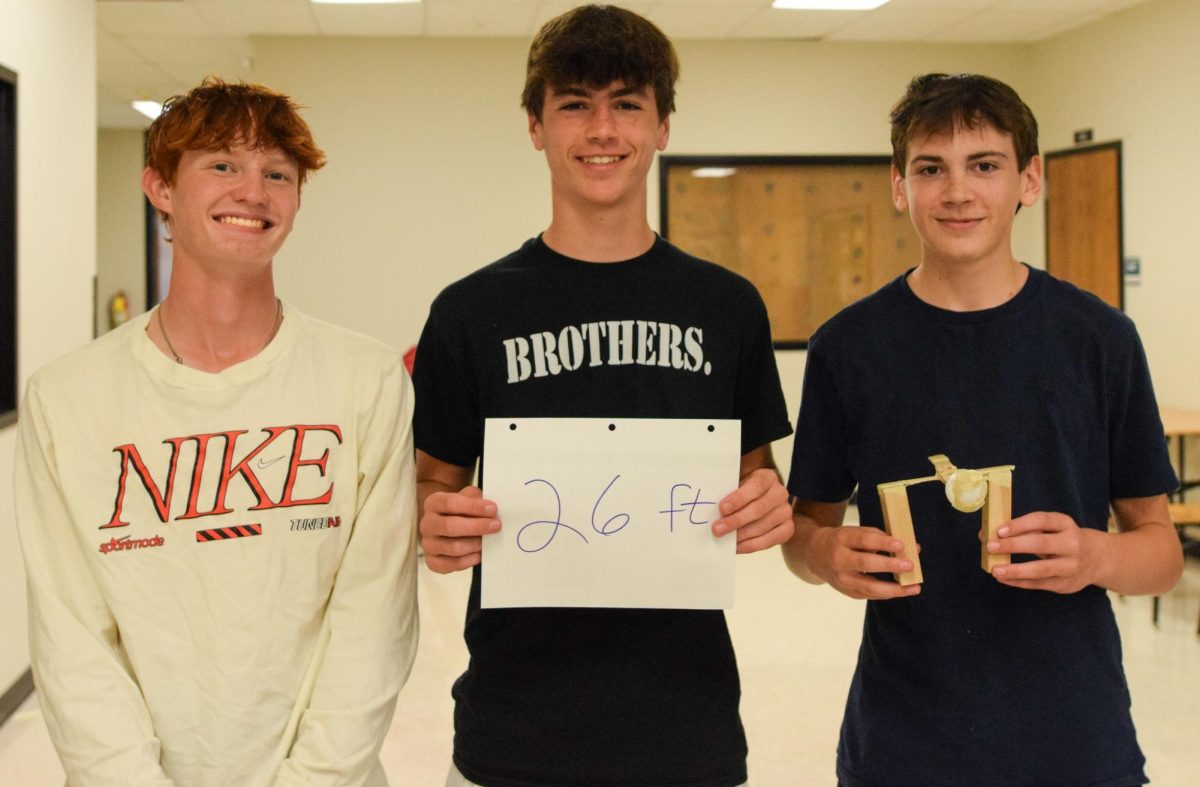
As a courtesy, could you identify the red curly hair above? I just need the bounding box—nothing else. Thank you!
[145,76,326,192]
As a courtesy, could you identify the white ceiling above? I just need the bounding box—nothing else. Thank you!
[96,0,1151,127]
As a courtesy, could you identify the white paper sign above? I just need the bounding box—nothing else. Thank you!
[481,417,740,610]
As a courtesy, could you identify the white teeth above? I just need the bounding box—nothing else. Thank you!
[218,216,266,229]
[582,155,621,164]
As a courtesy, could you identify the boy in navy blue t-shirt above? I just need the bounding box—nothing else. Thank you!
[784,73,1182,786]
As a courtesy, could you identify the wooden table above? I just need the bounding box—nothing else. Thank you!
[1161,406,1200,499]
[1157,406,1200,631]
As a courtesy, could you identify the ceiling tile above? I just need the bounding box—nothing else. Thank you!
[825,8,966,41]
[883,0,998,8]
[309,2,425,36]
[997,0,1126,10]
[928,9,1079,42]
[97,0,215,36]
[425,2,540,37]
[92,0,1165,128]
[120,33,252,64]
[191,0,321,36]
[97,28,147,64]
[97,59,180,99]
[1030,10,1106,40]
[643,4,764,39]
[653,0,770,5]
[530,2,657,34]
[730,8,854,39]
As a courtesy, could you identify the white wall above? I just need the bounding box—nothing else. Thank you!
[95,129,146,337]
[0,0,96,694]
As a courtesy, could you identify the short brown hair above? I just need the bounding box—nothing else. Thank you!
[146,76,326,188]
[890,73,1039,176]
[522,5,679,120]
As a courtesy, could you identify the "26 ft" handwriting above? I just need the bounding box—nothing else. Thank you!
[517,475,716,553]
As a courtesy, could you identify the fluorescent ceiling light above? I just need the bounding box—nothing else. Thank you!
[772,0,889,9]
[692,167,737,179]
[311,1,421,5]
[132,100,163,120]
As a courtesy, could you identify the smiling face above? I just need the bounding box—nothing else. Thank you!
[529,81,669,214]
[893,121,1041,271]
[142,145,300,276]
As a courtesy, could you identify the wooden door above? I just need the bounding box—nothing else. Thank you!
[1044,143,1122,309]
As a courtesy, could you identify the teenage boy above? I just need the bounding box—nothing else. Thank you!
[413,6,793,786]
[15,78,418,786]
[784,73,1182,786]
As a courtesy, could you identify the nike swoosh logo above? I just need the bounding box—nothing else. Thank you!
[256,455,288,470]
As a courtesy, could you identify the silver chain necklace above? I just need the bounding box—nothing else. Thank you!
[157,298,283,366]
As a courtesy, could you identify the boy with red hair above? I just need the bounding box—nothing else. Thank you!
[16,77,418,786]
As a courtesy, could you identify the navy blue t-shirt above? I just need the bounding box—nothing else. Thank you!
[788,266,1176,787]
[414,236,793,787]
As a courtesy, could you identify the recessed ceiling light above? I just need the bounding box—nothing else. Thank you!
[132,100,163,120]
[772,0,890,9]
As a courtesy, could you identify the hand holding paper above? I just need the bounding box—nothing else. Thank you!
[715,458,792,553]
[419,482,501,574]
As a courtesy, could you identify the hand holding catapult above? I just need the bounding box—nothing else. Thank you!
[877,455,1014,587]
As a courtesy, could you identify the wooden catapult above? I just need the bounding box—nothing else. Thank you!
[877,454,1015,586]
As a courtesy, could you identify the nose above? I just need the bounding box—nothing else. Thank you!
[586,105,617,143]
[942,169,972,204]
[232,169,269,205]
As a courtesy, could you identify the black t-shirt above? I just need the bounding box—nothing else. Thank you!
[788,266,1176,787]
[413,236,792,786]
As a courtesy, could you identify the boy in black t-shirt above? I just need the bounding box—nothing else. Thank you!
[412,5,793,786]
[784,73,1183,786]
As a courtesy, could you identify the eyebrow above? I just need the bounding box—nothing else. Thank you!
[551,85,648,100]
[909,150,1010,166]
[205,149,298,169]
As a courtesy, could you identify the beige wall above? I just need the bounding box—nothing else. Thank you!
[246,36,1032,361]
[0,0,96,693]
[252,37,546,352]
[95,129,146,337]
[1023,0,1200,409]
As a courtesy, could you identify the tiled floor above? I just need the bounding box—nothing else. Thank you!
[3,533,1198,786]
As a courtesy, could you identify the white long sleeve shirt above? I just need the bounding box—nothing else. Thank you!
[15,304,419,786]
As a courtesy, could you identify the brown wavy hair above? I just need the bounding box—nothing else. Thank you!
[890,73,1039,176]
[522,5,679,121]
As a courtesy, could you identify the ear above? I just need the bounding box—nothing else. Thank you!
[141,166,173,218]
[1018,154,1043,208]
[891,164,909,213]
[528,111,545,152]
[656,114,671,152]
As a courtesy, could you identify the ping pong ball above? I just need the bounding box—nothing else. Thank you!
[946,469,987,513]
